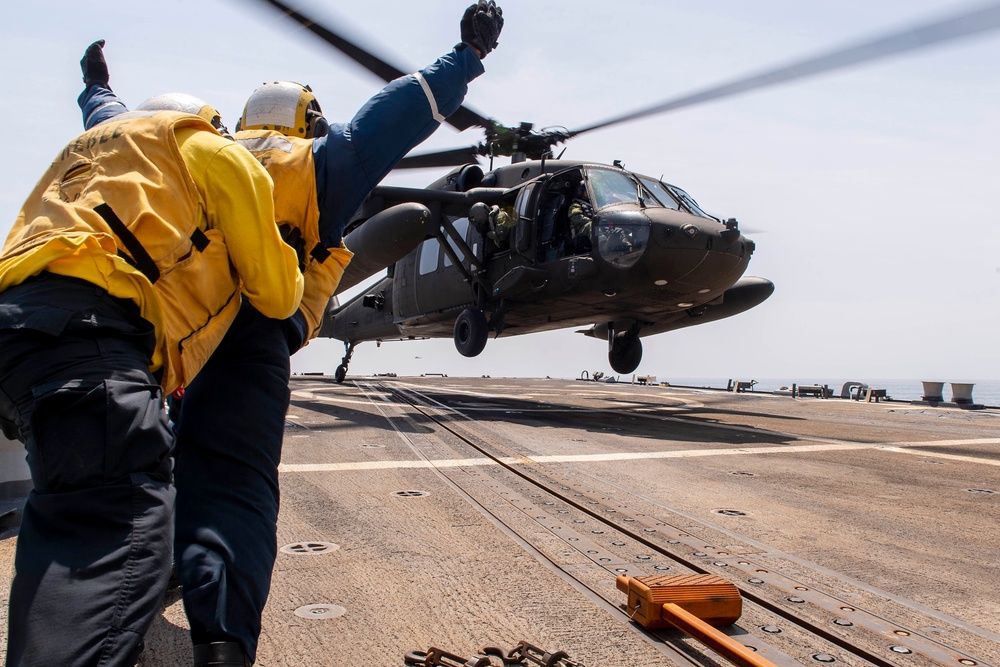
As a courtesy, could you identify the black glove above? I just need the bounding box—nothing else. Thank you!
[460,1,504,58]
[81,39,110,88]
[278,223,307,271]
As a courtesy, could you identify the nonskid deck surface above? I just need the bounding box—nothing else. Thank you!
[2,376,998,666]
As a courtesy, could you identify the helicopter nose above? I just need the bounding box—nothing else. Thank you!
[644,211,752,289]
[720,227,741,246]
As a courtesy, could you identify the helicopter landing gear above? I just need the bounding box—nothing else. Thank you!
[454,308,489,357]
[335,341,357,384]
[608,323,642,374]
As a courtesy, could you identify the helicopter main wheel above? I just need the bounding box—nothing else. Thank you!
[454,308,489,357]
[609,335,642,374]
[334,364,348,384]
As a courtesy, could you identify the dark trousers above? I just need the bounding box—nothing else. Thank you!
[173,300,290,662]
[0,281,174,667]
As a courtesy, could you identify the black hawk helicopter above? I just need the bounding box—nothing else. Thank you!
[260,0,1000,384]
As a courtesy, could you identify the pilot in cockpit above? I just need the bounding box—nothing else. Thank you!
[566,180,594,253]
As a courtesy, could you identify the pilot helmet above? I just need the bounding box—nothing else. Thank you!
[136,92,229,135]
[238,81,328,139]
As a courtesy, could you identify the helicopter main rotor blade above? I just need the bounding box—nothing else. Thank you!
[256,0,494,133]
[570,1,1000,137]
[395,146,485,169]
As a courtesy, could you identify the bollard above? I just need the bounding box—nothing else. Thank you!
[950,383,975,405]
[921,381,945,402]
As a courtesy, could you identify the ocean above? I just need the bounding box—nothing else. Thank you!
[661,378,1000,407]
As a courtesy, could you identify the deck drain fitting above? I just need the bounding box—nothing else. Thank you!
[889,646,913,655]
[280,541,339,556]
[787,596,806,604]
[714,509,748,516]
[833,619,853,627]
[394,490,430,498]
[294,604,346,620]
[761,626,782,634]
[812,654,836,663]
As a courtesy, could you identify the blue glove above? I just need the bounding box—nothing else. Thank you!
[460,1,504,58]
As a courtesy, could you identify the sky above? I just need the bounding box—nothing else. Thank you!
[2,0,999,384]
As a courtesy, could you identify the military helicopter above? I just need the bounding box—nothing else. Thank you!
[260,0,1000,383]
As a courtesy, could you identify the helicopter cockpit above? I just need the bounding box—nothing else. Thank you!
[531,167,663,269]
[585,168,655,269]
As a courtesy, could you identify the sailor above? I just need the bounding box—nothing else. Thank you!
[0,92,302,665]
[76,3,504,664]
[568,181,594,241]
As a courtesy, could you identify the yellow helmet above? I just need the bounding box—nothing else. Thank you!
[239,81,328,139]
[136,93,228,135]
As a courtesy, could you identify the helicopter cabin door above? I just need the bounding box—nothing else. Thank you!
[397,216,479,317]
[532,168,586,262]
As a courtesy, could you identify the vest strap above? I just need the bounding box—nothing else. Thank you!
[190,227,209,252]
[95,203,161,284]
[310,244,331,263]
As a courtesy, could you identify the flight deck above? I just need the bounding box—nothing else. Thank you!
[2,376,999,666]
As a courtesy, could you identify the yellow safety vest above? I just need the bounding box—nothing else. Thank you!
[236,129,352,340]
[0,112,242,392]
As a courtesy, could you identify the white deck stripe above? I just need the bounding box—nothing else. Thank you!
[881,446,1000,467]
[279,438,1000,473]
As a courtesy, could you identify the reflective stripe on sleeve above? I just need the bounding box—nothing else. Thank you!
[413,72,445,124]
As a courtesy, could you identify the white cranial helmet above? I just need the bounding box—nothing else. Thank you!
[136,92,228,134]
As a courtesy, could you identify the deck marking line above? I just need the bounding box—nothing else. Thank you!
[880,446,1000,467]
[279,438,1000,473]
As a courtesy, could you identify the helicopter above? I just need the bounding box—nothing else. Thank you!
[258,0,1000,384]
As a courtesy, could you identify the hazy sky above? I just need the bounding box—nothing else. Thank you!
[3,0,999,384]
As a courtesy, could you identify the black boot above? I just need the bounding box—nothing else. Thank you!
[193,642,251,667]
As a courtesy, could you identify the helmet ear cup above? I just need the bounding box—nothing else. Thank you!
[308,112,329,139]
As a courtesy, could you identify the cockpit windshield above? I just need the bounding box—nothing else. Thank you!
[588,169,647,209]
[666,183,717,220]
[638,178,680,210]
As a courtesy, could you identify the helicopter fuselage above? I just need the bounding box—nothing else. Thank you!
[319,159,773,376]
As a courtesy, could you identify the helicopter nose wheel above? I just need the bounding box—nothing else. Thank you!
[454,308,489,357]
[608,323,642,374]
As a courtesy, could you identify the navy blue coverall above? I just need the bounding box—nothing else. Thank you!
[0,275,173,667]
[79,46,484,660]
